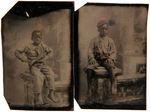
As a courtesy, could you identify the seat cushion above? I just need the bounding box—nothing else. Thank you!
[94,66,108,75]
[112,67,122,76]
[85,66,122,78]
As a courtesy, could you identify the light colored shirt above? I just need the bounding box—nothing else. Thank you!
[15,43,53,66]
[24,43,52,61]
[88,36,116,64]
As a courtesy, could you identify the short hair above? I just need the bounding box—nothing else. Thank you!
[97,20,108,28]
[32,30,42,40]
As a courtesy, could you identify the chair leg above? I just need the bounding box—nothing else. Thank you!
[86,70,93,98]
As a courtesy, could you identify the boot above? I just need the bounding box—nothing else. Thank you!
[34,93,43,106]
[48,90,58,103]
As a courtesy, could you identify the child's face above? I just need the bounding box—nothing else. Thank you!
[32,36,42,45]
[98,24,108,37]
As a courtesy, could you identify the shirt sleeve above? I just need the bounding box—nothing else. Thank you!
[108,38,116,61]
[15,46,29,62]
[88,39,97,64]
[24,46,30,53]
[43,44,53,57]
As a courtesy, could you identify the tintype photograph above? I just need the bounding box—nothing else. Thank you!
[2,2,73,110]
[75,3,148,109]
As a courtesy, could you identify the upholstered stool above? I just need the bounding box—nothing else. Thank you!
[85,66,122,103]
[20,71,34,105]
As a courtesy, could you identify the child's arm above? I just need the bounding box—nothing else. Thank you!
[35,44,53,61]
[43,47,53,60]
[88,39,97,65]
[108,38,116,61]
[15,47,29,63]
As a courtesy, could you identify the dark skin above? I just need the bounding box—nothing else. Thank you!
[98,23,109,38]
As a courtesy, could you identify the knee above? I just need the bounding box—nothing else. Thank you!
[46,67,55,76]
[31,66,40,75]
[45,75,54,81]
[41,66,55,77]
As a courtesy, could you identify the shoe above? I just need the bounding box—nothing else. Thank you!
[34,93,43,106]
[48,91,59,103]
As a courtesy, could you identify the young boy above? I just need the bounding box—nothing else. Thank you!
[15,30,57,105]
[86,20,118,102]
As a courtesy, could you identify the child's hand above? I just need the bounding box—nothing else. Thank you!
[41,67,49,75]
[89,59,96,65]
[105,59,113,64]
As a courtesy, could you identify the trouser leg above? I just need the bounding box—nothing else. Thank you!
[41,66,57,103]
[102,60,117,94]
[111,76,117,94]
[41,66,55,90]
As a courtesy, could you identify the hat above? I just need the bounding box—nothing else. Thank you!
[97,20,108,28]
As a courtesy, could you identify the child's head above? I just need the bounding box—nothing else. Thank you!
[31,30,42,45]
[97,20,109,37]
